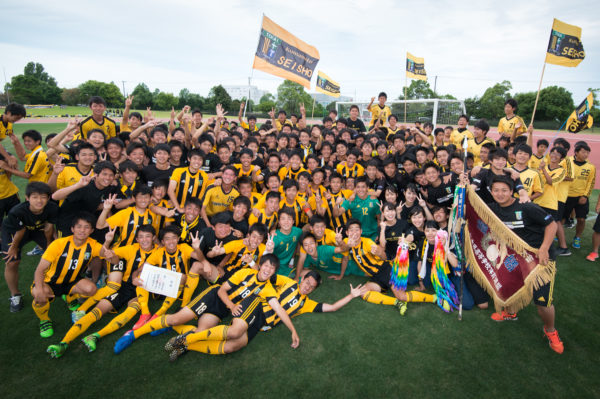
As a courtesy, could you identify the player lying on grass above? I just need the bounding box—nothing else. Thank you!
[335,218,452,315]
[165,270,366,361]
[46,224,158,358]
[113,254,299,354]
[31,212,112,338]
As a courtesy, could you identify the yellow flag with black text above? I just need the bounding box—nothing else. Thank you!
[406,53,427,81]
[545,19,585,67]
[566,93,594,133]
[315,71,340,98]
[253,15,320,89]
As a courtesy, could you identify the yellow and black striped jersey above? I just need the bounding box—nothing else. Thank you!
[41,236,103,285]
[568,160,596,198]
[112,243,157,284]
[0,166,19,199]
[225,268,279,305]
[498,115,526,137]
[152,198,174,233]
[336,162,365,179]
[145,244,195,274]
[534,165,565,210]
[280,196,309,227]
[343,237,384,276]
[203,185,240,217]
[240,121,258,132]
[449,128,473,147]
[278,166,308,182]
[368,104,392,127]
[0,117,14,140]
[467,137,495,166]
[106,207,156,247]
[556,157,574,202]
[223,240,266,273]
[77,116,117,140]
[24,145,50,183]
[262,276,322,327]
[319,190,352,231]
[248,209,278,231]
[170,167,209,208]
[528,154,545,170]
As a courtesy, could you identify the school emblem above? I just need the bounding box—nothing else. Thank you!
[515,211,523,220]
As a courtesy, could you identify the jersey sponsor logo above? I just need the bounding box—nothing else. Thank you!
[515,211,522,220]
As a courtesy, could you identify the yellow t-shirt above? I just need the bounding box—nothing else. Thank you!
[498,115,526,137]
[56,164,94,190]
[24,146,50,183]
[77,116,117,140]
[534,165,565,210]
[0,166,19,199]
[106,207,157,247]
[568,160,596,198]
[0,118,14,140]
[514,167,543,197]
[450,128,473,147]
[203,185,240,217]
[467,137,495,166]
[368,104,392,127]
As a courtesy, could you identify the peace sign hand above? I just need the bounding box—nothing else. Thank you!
[334,227,344,244]
[103,193,118,210]
[417,194,427,207]
[191,231,203,250]
[104,226,117,243]
[265,233,275,253]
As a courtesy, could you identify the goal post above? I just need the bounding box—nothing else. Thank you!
[336,99,466,128]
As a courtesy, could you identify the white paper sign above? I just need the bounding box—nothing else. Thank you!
[139,263,182,298]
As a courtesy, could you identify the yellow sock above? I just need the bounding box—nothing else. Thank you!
[187,340,226,355]
[362,291,398,306]
[32,301,51,321]
[63,308,103,344]
[136,287,150,315]
[185,325,229,345]
[172,325,196,335]
[181,273,200,307]
[78,282,121,313]
[406,291,435,303]
[97,303,140,338]
[155,292,179,316]
[134,314,169,338]
[66,293,79,303]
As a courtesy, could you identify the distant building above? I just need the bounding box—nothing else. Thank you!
[309,92,353,107]
[223,85,269,103]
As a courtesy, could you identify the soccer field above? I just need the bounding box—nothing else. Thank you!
[1,126,599,399]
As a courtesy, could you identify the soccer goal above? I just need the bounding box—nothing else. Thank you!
[336,99,466,128]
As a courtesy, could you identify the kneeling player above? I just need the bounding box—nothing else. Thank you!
[31,213,110,338]
[113,254,295,354]
[335,219,451,315]
[167,271,365,361]
[46,225,157,357]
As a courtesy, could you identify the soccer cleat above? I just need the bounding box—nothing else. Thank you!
[47,342,68,358]
[150,327,172,337]
[491,310,518,321]
[164,334,188,352]
[82,333,100,352]
[395,301,408,316]
[71,310,85,324]
[61,295,80,312]
[132,313,152,330]
[572,237,581,249]
[586,252,598,262]
[114,331,135,354]
[169,347,188,362]
[556,247,572,257]
[27,245,44,256]
[39,320,54,338]
[544,327,564,354]
[565,219,575,229]
[9,294,24,313]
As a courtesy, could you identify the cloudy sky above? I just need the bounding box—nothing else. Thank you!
[2,0,599,104]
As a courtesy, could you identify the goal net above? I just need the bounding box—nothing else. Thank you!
[336,99,466,128]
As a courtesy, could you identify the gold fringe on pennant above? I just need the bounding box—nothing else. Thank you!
[463,189,556,314]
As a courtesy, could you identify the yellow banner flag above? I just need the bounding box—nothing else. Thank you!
[252,15,320,89]
[566,93,594,133]
[406,52,427,81]
[315,71,340,98]
[545,19,585,67]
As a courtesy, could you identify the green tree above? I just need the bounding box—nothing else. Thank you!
[477,80,512,119]
[78,80,124,107]
[398,80,436,100]
[131,83,153,108]
[5,62,62,104]
[257,93,276,113]
[207,85,232,112]
[535,86,573,122]
[61,88,81,106]
[153,91,178,110]
[276,80,313,115]
[513,91,537,122]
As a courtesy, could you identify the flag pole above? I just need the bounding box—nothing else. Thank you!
[404,76,408,124]
[457,135,469,321]
[530,62,547,125]
[244,14,265,119]
[311,97,316,119]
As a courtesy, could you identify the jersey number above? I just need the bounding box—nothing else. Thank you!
[68,259,79,270]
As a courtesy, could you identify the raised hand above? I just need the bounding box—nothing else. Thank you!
[240,102,245,111]
[334,227,344,244]
[78,175,92,188]
[265,233,275,253]
[125,95,134,107]
[268,108,275,119]
[417,194,427,207]
[103,193,118,210]
[191,231,203,250]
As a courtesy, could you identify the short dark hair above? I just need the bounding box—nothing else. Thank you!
[184,197,203,209]
[282,178,299,191]
[265,190,281,202]
[304,270,322,287]
[211,212,232,226]
[22,129,42,143]
[575,143,591,153]
[187,148,205,160]
[159,225,181,241]
[378,92,387,99]
[474,119,490,133]
[106,137,125,149]
[505,99,518,110]
[258,253,280,272]
[489,148,508,161]
[136,224,156,237]
[71,212,95,228]
[5,103,26,117]
[153,143,170,155]
[88,96,106,107]
[424,220,440,230]
[248,223,268,240]
[550,146,567,159]
[25,182,51,197]
[515,144,532,156]
[132,184,152,197]
[153,178,169,189]
[93,161,116,175]
[346,218,361,230]
[490,174,514,191]
[537,139,549,148]
[119,159,139,174]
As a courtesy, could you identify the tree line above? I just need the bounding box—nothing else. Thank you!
[2,62,598,125]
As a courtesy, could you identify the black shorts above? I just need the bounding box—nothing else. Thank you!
[0,194,19,227]
[107,258,126,274]
[557,201,566,220]
[464,272,489,305]
[593,214,600,233]
[31,279,80,298]
[368,262,393,291]
[235,295,266,342]
[106,283,137,310]
[186,285,229,320]
[532,263,556,308]
[564,196,589,219]
[217,268,239,285]
[1,229,47,261]
[541,207,559,222]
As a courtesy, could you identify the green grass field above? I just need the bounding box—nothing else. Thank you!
[1,125,599,398]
